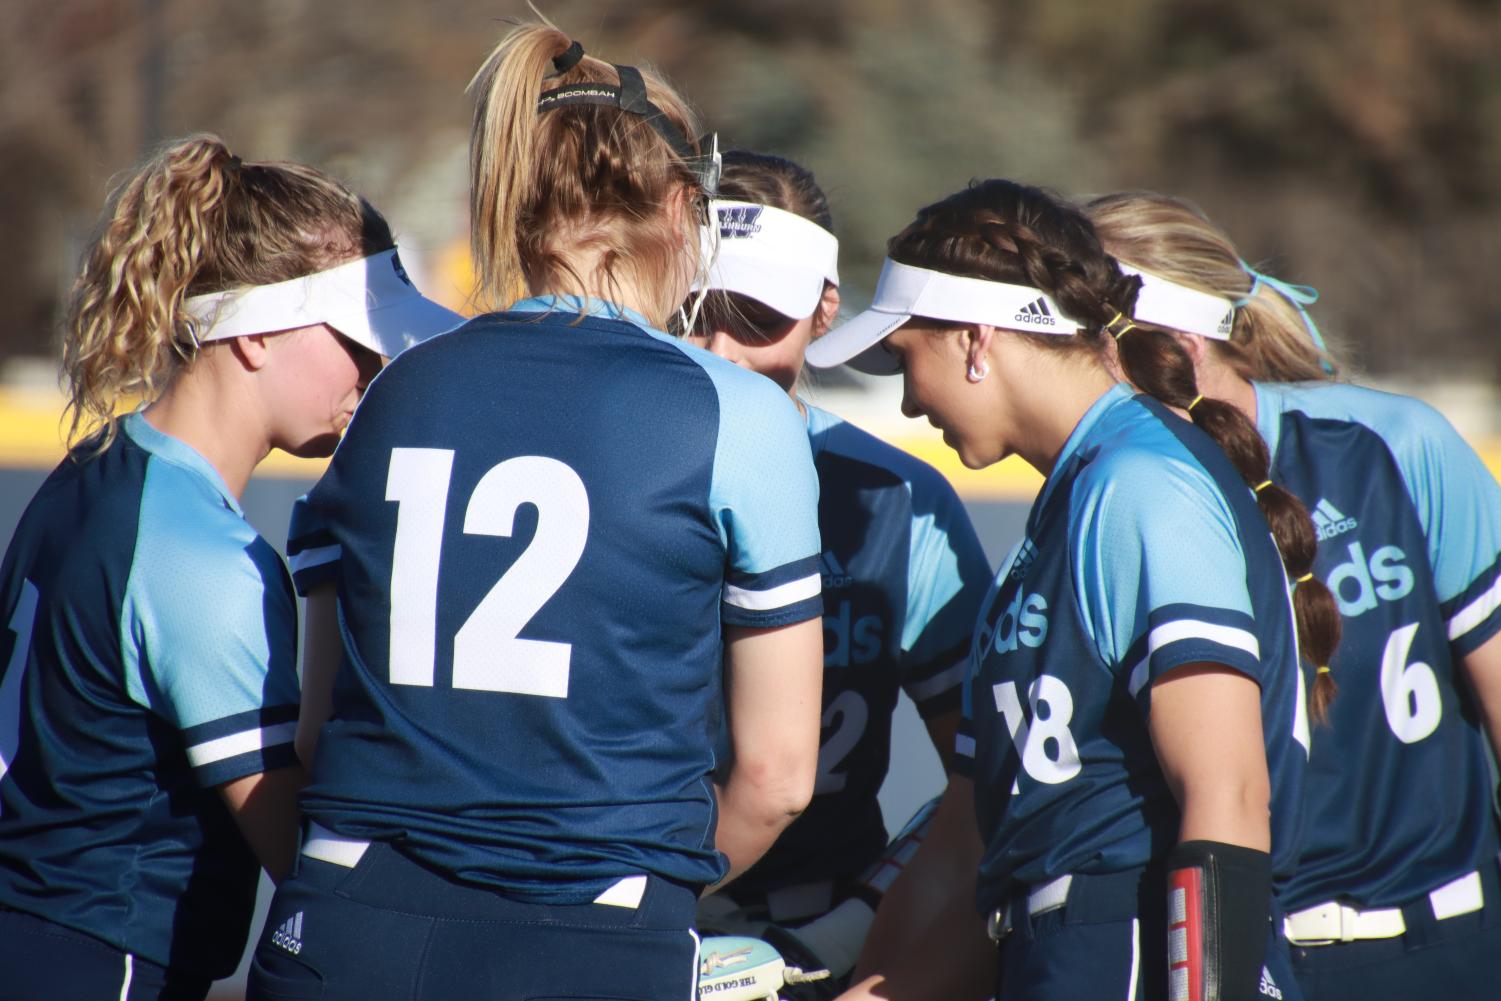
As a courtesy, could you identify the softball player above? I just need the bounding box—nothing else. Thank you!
[810,179,1339,1001]
[686,152,994,986]
[1087,190,1501,1001]
[0,135,459,1001]
[249,26,824,1001]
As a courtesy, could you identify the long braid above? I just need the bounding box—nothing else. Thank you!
[889,180,1340,721]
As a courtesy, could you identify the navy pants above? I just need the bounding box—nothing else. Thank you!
[1289,862,1501,1001]
[247,843,701,1001]
[0,907,211,1001]
[997,867,1303,1001]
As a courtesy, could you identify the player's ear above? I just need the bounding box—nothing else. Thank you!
[963,323,996,375]
[230,332,273,371]
[813,283,840,338]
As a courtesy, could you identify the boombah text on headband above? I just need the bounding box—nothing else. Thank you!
[691,200,840,321]
[1117,264,1236,341]
[182,249,465,358]
[804,258,1081,375]
[536,41,721,196]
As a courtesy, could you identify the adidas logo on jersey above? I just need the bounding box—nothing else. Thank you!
[820,551,853,589]
[1014,297,1056,327]
[1311,498,1358,541]
[717,205,764,238]
[1259,966,1284,1000]
[271,912,304,955]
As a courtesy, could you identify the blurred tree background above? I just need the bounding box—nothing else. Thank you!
[3,0,1499,381]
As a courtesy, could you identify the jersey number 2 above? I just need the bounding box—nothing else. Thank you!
[0,580,40,814]
[386,448,590,698]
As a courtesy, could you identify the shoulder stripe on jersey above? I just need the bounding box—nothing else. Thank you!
[186,720,297,767]
[1449,575,1501,643]
[288,544,341,574]
[955,732,977,759]
[723,572,821,611]
[1127,619,1261,696]
[906,656,968,703]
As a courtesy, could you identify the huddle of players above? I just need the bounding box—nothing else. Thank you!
[1,14,1499,1001]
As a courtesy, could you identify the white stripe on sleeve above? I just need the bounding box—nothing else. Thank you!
[722,573,821,612]
[186,721,298,768]
[905,656,968,703]
[1127,620,1261,696]
[288,544,341,574]
[955,733,977,759]
[1448,576,1501,642]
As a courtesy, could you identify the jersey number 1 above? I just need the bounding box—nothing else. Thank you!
[386,448,590,698]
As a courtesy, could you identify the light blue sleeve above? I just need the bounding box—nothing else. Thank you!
[696,352,822,627]
[900,466,993,712]
[1071,447,1264,700]
[121,462,300,785]
[1376,396,1501,647]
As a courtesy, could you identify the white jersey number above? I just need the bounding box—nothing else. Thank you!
[386,449,590,698]
[1380,622,1441,744]
[814,690,869,794]
[993,675,1082,785]
[1,580,41,815]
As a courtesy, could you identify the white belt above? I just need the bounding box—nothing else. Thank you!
[986,874,1073,941]
[298,822,648,909]
[1283,870,1484,945]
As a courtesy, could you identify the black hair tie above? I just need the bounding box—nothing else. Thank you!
[227,154,243,170]
[553,40,584,74]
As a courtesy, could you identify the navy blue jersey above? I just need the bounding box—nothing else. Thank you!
[1256,382,1501,910]
[728,403,992,913]
[286,296,822,901]
[956,385,1308,914]
[0,413,300,976]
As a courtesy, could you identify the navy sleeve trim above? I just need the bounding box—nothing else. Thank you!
[722,554,822,620]
[184,705,299,773]
[1122,604,1262,697]
[197,742,301,789]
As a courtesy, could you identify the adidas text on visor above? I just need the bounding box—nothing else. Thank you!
[1120,265,1235,341]
[805,258,1081,374]
[183,249,464,358]
[692,200,840,320]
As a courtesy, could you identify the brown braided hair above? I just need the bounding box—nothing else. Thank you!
[887,179,1340,721]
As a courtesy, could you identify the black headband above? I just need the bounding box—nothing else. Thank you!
[552,40,584,74]
[537,63,720,193]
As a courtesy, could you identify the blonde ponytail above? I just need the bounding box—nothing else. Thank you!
[466,20,706,326]
[63,135,236,449]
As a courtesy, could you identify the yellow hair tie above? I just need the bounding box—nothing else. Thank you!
[1253,480,1273,493]
[1295,572,1314,584]
[1111,321,1138,341]
[1316,666,1331,675]
[1187,395,1204,412]
[1103,310,1124,329]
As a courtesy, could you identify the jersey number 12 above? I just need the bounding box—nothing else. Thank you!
[386,448,590,698]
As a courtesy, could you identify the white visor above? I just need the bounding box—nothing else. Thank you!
[1120,265,1235,341]
[183,249,464,358]
[691,200,840,321]
[805,259,1082,374]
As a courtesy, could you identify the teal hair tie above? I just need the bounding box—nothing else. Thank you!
[1235,261,1333,374]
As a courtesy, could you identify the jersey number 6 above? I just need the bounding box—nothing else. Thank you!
[385,448,590,698]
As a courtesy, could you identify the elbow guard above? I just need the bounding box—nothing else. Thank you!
[1166,840,1273,1001]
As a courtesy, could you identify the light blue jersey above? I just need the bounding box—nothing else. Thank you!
[0,413,300,976]
[956,385,1308,912]
[1256,381,1501,909]
[727,403,992,920]
[286,296,822,900]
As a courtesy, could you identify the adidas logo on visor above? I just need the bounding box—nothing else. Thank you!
[1311,498,1358,542]
[1015,297,1056,327]
[717,205,764,239]
[1217,308,1234,337]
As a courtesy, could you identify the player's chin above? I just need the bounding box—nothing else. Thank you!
[281,431,344,459]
